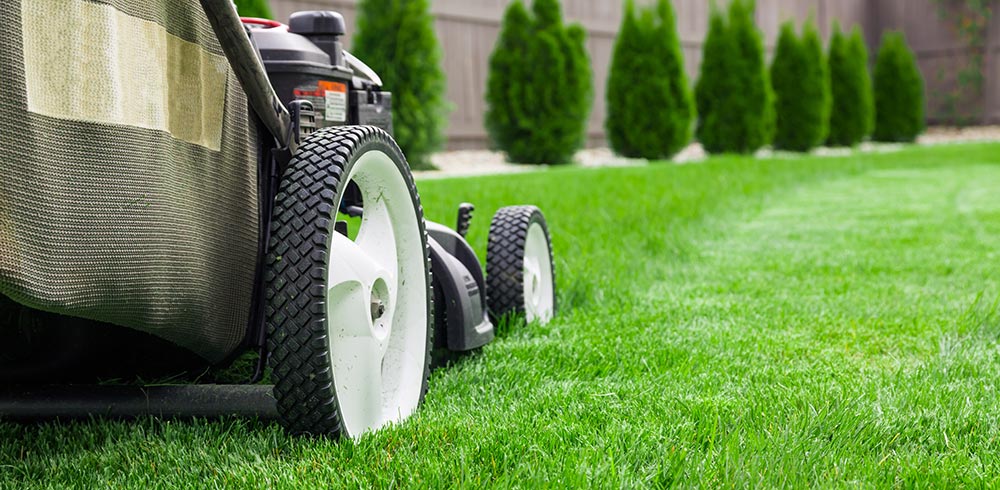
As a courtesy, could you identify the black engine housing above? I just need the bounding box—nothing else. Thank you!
[250,11,394,135]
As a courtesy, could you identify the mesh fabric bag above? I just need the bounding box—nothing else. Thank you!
[0,0,260,363]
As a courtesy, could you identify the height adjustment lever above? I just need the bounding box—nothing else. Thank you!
[456,203,475,237]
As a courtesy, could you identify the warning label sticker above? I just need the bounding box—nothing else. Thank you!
[293,81,348,123]
[325,86,348,122]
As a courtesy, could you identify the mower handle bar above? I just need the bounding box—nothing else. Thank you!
[199,0,297,153]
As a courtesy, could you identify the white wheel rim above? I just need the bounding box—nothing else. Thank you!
[523,222,554,324]
[325,149,427,438]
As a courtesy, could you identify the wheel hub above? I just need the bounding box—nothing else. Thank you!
[525,261,542,310]
[370,299,386,321]
[367,270,392,341]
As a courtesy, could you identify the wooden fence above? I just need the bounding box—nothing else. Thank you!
[270,0,995,149]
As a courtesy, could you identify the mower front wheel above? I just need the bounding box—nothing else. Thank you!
[486,206,556,324]
[265,127,432,438]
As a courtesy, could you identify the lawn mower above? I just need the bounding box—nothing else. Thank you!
[0,1,556,438]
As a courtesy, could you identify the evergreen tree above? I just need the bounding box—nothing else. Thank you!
[353,0,448,169]
[770,22,804,150]
[485,0,593,164]
[802,22,831,141]
[849,29,875,137]
[606,0,693,159]
[234,0,273,19]
[771,20,830,152]
[729,0,774,152]
[485,1,532,159]
[873,31,925,143]
[607,2,654,158]
[695,6,737,153]
[696,0,772,154]
[653,0,694,157]
[566,23,595,151]
[828,24,874,147]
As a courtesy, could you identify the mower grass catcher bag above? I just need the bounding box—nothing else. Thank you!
[0,0,259,371]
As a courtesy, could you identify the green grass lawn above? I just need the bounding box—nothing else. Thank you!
[4,144,1000,487]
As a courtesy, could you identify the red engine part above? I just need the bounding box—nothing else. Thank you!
[240,17,288,30]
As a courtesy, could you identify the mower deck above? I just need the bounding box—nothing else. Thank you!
[0,385,277,421]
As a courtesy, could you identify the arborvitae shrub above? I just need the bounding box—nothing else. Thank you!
[606,0,693,160]
[873,31,925,143]
[485,0,593,165]
[850,30,876,137]
[696,0,772,154]
[606,1,648,157]
[234,0,273,19]
[803,22,831,142]
[353,0,448,169]
[730,0,774,152]
[770,22,805,150]
[827,24,874,147]
[485,1,531,161]
[695,7,735,153]
[771,21,830,152]
[566,22,594,150]
[652,0,695,157]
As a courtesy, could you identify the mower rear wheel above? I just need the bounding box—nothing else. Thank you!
[486,206,556,324]
[265,127,432,438]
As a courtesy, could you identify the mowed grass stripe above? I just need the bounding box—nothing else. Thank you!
[642,163,1000,486]
[2,145,1000,487]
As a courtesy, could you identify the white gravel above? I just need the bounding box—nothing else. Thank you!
[415,126,1000,179]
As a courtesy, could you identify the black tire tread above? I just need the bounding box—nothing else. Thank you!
[485,206,556,322]
[264,126,432,437]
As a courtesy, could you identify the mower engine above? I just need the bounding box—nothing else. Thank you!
[248,12,393,135]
